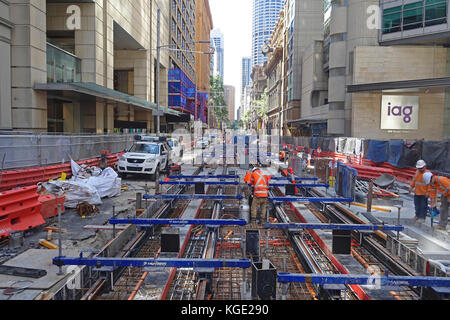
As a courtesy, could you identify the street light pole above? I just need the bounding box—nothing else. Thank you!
[156,8,161,135]
[195,72,198,122]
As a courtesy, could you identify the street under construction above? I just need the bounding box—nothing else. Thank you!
[0,135,446,302]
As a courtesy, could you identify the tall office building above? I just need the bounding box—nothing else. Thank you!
[251,0,284,66]
[241,57,252,95]
[224,85,236,121]
[211,28,224,79]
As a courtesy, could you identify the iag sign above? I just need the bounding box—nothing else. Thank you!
[381,95,419,130]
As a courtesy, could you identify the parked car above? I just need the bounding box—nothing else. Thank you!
[167,138,184,162]
[117,138,171,180]
[195,137,210,149]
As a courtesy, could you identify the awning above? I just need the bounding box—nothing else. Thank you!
[34,82,181,116]
[288,118,328,126]
[347,76,450,93]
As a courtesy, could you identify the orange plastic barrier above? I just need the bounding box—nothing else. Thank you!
[0,186,44,238]
[38,195,65,220]
[0,153,121,192]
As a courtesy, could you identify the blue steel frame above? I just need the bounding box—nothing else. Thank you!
[263,223,404,232]
[143,194,244,200]
[271,177,319,181]
[269,197,354,203]
[277,273,450,288]
[160,181,328,188]
[109,218,247,226]
[269,183,330,188]
[53,257,252,269]
[168,175,239,179]
[159,181,239,185]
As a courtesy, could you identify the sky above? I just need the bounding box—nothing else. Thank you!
[209,0,252,119]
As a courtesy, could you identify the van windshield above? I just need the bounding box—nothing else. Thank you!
[129,143,159,154]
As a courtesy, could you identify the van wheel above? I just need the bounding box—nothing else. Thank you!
[119,172,127,179]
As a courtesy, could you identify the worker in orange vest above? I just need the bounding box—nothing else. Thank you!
[244,171,252,184]
[249,167,271,224]
[426,172,450,231]
[409,160,431,223]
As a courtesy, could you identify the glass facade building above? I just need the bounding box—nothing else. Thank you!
[382,0,447,34]
[252,0,284,66]
[241,57,251,95]
[211,28,224,80]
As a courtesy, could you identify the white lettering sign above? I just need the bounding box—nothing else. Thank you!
[66,5,81,30]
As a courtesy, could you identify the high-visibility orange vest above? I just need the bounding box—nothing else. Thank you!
[244,171,252,184]
[410,169,431,196]
[428,176,450,199]
[251,169,270,198]
[280,151,285,161]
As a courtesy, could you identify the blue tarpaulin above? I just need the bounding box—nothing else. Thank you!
[387,141,403,167]
[367,140,389,163]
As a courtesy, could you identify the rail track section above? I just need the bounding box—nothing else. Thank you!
[280,185,437,300]
[52,164,449,300]
[74,167,202,300]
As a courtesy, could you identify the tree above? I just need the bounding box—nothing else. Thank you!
[210,76,229,126]
[252,89,268,123]
[240,109,251,130]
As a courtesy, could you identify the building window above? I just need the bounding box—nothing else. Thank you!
[382,6,402,33]
[425,0,447,26]
[403,2,423,30]
[382,0,447,34]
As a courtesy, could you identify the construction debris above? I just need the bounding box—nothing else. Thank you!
[39,239,58,250]
[75,201,100,217]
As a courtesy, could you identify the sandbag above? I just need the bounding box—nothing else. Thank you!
[87,167,121,198]
[46,180,102,208]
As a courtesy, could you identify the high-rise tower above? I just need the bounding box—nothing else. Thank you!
[251,0,284,66]
[211,28,224,79]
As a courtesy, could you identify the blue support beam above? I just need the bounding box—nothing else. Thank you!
[159,181,239,186]
[53,257,252,269]
[271,177,319,181]
[263,223,404,232]
[168,175,239,180]
[143,194,244,200]
[160,181,327,187]
[109,218,247,227]
[269,197,354,203]
[277,273,450,288]
[269,183,330,188]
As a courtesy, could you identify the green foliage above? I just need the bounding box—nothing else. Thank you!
[210,76,229,125]
[252,90,268,122]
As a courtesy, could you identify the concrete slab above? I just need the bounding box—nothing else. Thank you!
[0,248,79,290]
[0,289,42,300]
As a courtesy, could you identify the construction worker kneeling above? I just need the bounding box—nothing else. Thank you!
[249,167,271,224]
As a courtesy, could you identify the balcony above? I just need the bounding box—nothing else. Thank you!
[46,42,81,83]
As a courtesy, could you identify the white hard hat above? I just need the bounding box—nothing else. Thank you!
[416,160,426,169]
[423,172,433,185]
